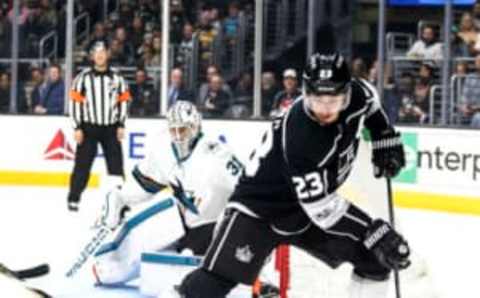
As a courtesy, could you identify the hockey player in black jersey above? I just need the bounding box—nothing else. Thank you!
[177,52,411,298]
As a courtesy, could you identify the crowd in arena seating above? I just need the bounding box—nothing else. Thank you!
[369,0,480,128]
[1,0,480,128]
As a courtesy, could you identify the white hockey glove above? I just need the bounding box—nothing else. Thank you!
[97,188,127,230]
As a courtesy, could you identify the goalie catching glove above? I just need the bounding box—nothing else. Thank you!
[371,130,405,178]
[363,219,410,270]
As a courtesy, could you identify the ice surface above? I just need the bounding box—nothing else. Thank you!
[0,186,478,298]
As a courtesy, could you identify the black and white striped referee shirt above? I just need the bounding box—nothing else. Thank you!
[69,67,131,129]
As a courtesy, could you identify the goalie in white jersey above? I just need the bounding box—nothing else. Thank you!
[92,101,242,285]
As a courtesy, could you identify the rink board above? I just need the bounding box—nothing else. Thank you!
[0,116,479,215]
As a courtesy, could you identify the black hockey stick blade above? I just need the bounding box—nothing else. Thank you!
[15,263,50,279]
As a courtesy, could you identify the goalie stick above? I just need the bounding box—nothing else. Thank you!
[386,177,402,298]
[65,225,112,278]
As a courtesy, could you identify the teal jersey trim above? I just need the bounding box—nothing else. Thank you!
[141,252,202,267]
[132,165,166,194]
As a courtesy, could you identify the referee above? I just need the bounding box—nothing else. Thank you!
[67,40,131,211]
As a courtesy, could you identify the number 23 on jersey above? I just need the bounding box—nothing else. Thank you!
[292,172,324,201]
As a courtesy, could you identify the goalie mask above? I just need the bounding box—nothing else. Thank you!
[302,52,352,124]
[166,101,202,160]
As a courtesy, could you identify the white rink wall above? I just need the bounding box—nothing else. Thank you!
[0,115,479,212]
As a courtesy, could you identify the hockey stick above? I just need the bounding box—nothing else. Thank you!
[65,225,112,278]
[0,263,50,279]
[386,177,402,298]
[15,264,50,279]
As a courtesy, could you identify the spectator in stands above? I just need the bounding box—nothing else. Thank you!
[138,0,159,29]
[399,61,434,123]
[207,7,222,31]
[223,1,241,45]
[198,64,232,105]
[111,11,122,30]
[0,8,11,58]
[200,74,232,118]
[130,68,158,116]
[261,71,279,116]
[233,71,253,99]
[270,69,301,117]
[104,18,116,37]
[460,54,480,127]
[136,33,153,60]
[407,24,443,60]
[171,0,188,44]
[130,16,145,50]
[452,61,469,103]
[118,1,134,26]
[33,64,65,115]
[197,10,218,72]
[114,26,135,65]
[109,38,129,66]
[367,59,393,87]
[393,73,418,123]
[87,22,107,53]
[22,4,53,57]
[151,35,162,66]
[472,1,480,30]
[0,72,27,113]
[152,26,162,39]
[25,0,57,35]
[455,12,479,57]
[415,61,434,99]
[351,57,368,79]
[455,61,469,76]
[37,0,58,31]
[0,72,10,113]
[176,22,195,66]
[29,66,46,111]
[167,67,195,107]
[8,1,32,26]
[226,71,253,118]
[140,45,156,67]
[452,61,469,102]
[368,60,378,84]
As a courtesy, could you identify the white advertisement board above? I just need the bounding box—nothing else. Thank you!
[0,115,269,177]
[394,127,480,198]
[1,116,478,205]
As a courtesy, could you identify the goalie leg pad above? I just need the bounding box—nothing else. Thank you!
[94,196,185,285]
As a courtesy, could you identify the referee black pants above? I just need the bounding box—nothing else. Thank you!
[68,124,124,203]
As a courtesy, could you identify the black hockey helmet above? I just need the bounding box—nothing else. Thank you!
[303,52,351,95]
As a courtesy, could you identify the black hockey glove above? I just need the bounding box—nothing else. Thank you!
[363,219,411,270]
[371,130,405,178]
